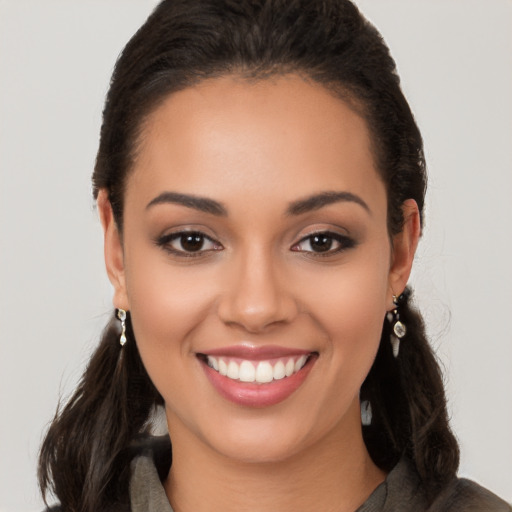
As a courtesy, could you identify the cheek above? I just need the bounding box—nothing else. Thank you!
[125,265,219,417]
[303,250,390,334]
[300,250,390,384]
[322,291,386,377]
[124,244,217,365]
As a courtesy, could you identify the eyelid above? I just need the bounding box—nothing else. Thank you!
[154,229,223,257]
[291,230,356,255]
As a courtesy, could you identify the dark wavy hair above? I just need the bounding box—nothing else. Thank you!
[39,1,459,511]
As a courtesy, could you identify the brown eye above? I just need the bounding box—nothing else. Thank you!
[309,234,333,252]
[291,231,355,255]
[156,231,222,256]
[180,233,205,252]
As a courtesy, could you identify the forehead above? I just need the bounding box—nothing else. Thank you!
[129,74,385,213]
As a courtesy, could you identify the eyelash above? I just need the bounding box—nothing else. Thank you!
[155,230,355,258]
[291,231,356,257]
[155,231,223,258]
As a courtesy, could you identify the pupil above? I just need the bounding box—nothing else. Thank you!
[311,234,332,252]
[181,233,204,251]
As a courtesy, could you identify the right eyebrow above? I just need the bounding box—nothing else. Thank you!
[286,190,371,216]
[145,192,228,216]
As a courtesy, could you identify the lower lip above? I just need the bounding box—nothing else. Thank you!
[200,356,316,408]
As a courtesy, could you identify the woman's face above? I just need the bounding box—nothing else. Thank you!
[101,75,418,463]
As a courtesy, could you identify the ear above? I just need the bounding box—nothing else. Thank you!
[97,189,130,311]
[387,199,421,306]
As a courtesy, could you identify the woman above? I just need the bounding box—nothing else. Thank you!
[38,1,511,511]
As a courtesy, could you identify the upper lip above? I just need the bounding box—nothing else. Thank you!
[198,344,313,360]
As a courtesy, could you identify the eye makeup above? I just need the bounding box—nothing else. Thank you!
[291,231,357,257]
[154,230,223,258]
[154,228,357,261]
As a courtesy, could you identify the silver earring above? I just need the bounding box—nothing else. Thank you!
[387,295,406,358]
[117,309,127,346]
[361,400,372,426]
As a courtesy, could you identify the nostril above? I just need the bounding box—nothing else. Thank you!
[217,294,300,333]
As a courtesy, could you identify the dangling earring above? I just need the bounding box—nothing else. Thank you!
[361,400,372,426]
[387,295,406,358]
[117,308,127,346]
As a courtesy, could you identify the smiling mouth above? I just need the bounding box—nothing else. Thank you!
[198,348,318,407]
[198,353,314,384]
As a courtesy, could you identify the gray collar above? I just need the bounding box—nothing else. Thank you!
[130,454,174,512]
[129,454,423,512]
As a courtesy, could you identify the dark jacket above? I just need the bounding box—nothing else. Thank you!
[46,437,511,512]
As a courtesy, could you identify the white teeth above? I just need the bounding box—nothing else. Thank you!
[256,361,274,383]
[273,360,286,380]
[239,360,256,382]
[207,356,219,371]
[294,355,307,372]
[206,354,310,383]
[285,358,295,377]
[227,360,239,379]
[218,358,228,376]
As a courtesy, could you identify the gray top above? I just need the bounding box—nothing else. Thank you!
[129,452,511,512]
[130,455,173,512]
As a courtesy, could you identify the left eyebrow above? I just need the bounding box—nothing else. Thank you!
[286,191,371,216]
[145,192,228,216]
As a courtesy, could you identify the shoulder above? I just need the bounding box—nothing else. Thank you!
[43,503,131,512]
[376,457,511,512]
[42,436,171,512]
[429,477,511,512]
[43,504,131,512]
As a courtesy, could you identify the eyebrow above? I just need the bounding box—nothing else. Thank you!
[146,192,228,216]
[146,190,370,217]
[286,191,371,216]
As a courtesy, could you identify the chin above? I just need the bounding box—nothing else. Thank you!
[211,432,307,465]
[195,410,335,466]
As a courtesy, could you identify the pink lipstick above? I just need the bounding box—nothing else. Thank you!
[198,345,317,407]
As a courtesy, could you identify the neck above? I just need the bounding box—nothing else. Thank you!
[164,408,386,512]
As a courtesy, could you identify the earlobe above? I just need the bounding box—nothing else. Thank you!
[388,199,421,304]
[97,189,129,311]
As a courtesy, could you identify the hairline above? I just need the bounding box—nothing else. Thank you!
[110,68,390,233]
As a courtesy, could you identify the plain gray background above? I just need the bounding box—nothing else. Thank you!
[1,1,511,510]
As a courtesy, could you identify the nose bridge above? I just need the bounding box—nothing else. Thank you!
[218,242,297,332]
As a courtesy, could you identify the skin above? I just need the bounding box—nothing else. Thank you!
[98,74,420,512]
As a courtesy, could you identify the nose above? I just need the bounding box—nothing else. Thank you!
[217,247,299,333]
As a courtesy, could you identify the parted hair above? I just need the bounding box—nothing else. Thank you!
[39,1,459,511]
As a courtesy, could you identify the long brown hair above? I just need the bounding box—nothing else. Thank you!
[39,1,459,511]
